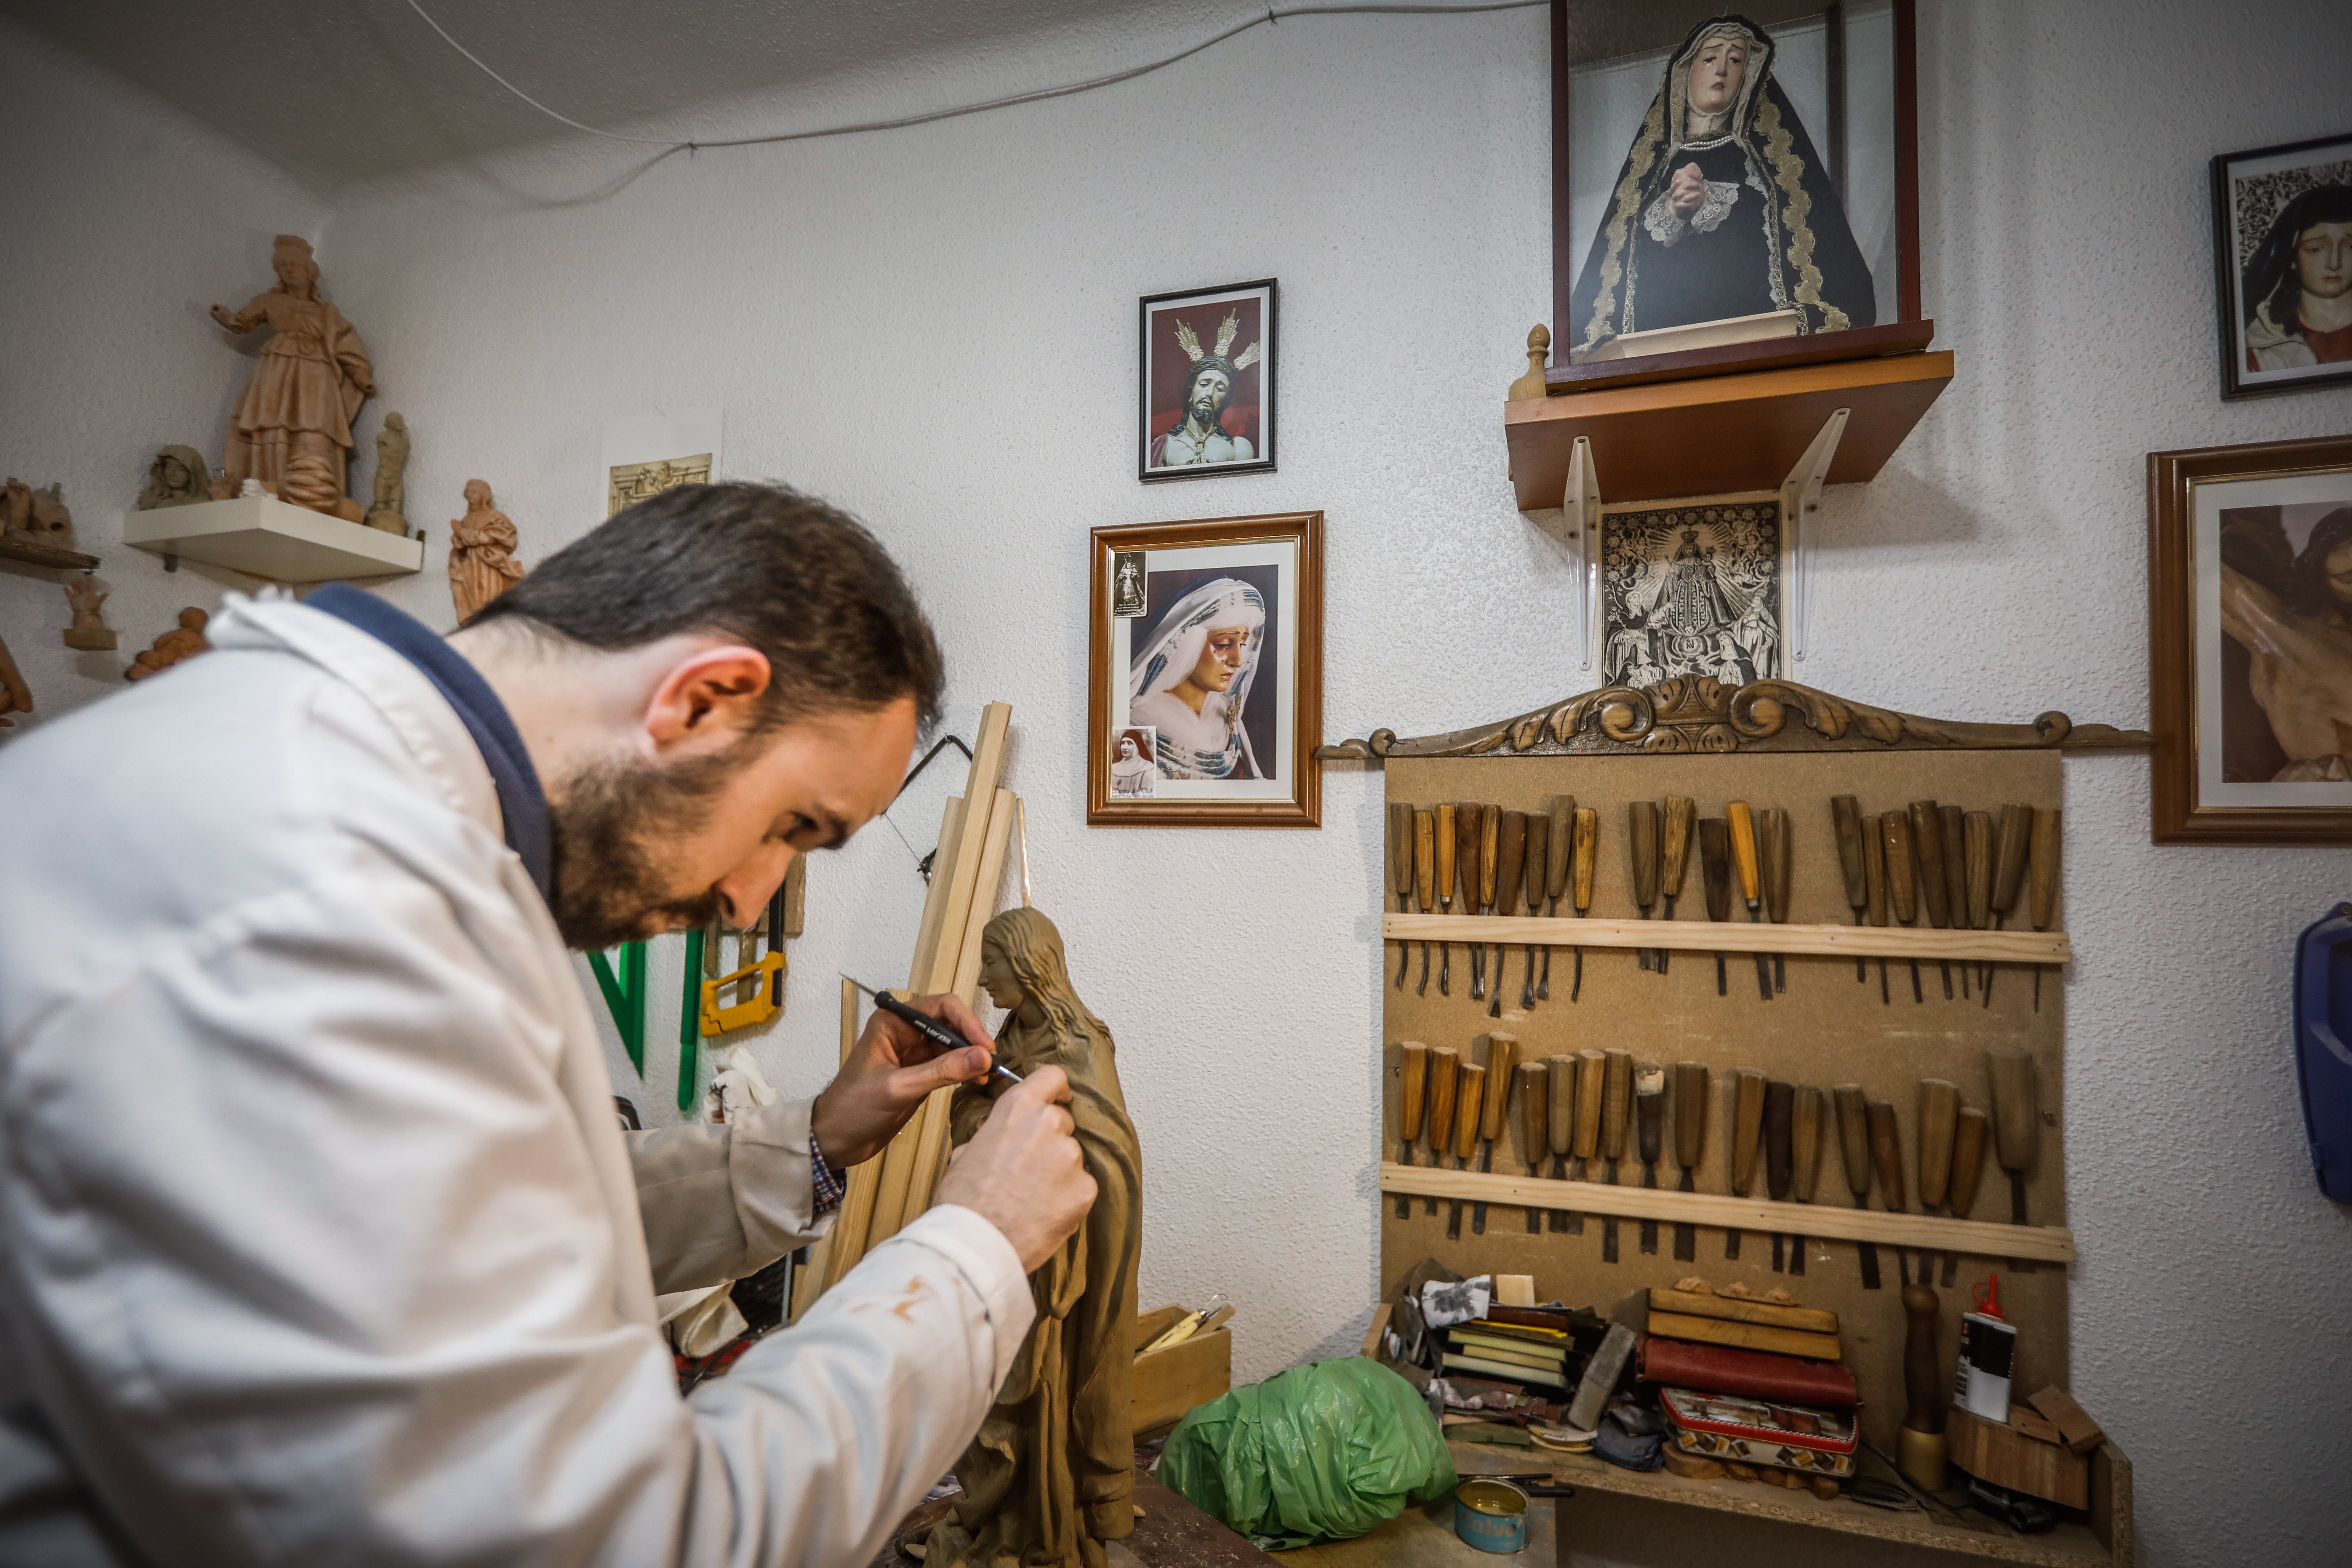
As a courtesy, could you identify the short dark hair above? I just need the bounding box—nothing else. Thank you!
[472,483,943,731]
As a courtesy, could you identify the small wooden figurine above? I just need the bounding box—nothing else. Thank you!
[366,413,410,535]
[210,234,374,513]
[127,608,211,681]
[0,630,30,726]
[137,447,214,510]
[448,479,526,624]
[4,477,73,546]
[62,579,117,651]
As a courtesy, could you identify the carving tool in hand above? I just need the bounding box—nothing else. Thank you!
[1727,1066,1765,1259]
[1941,1105,1988,1286]
[1917,1077,1959,1286]
[1909,800,1954,1000]
[1434,803,1458,996]
[1634,1061,1665,1254]
[1986,1046,2039,1271]
[1447,1060,1486,1240]
[1568,1048,1605,1235]
[1867,1097,1911,1286]
[1471,1033,1517,1233]
[1413,808,1436,994]
[1600,1047,1631,1263]
[1489,813,1526,1019]
[1541,795,1573,1000]
[1659,795,1697,976]
[1861,806,1891,1003]
[1698,817,1733,996]
[1790,1085,1823,1277]
[1833,1084,1881,1289]
[1881,810,1923,1003]
[1517,1059,1550,1233]
[1455,803,1483,999]
[1388,802,1414,988]
[1570,806,1599,1000]
[1476,805,1502,1000]
[1727,801,1774,1000]
[1764,1081,1794,1271]
[1831,794,1870,982]
[1669,1061,1709,1261]
[1546,1052,1578,1232]
[1520,810,1549,1011]
[2029,807,2059,1010]
[1629,800,1662,971]
[1983,803,2032,1004]
[1395,1041,1428,1217]
[1423,1045,1460,1217]
[845,980,1022,1083]
[1760,806,1791,993]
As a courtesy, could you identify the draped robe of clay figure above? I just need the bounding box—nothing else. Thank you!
[447,479,526,624]
[929,908,1141,1568]
[211,235,374,505]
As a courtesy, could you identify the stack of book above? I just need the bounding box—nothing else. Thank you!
[1440,1317,1574,1391]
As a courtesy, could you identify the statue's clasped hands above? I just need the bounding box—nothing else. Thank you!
[1668,161,1709,218]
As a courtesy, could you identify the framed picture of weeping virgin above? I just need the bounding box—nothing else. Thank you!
[1087,512,1322,827]
[2212,132,2352,399]
[2150,435,2352,844]
[1139,280,1277,481]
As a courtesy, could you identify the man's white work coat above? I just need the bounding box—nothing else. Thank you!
[0,596,1033,1566]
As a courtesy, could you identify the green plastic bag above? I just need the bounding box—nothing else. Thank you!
[1157,1358,1457,1548]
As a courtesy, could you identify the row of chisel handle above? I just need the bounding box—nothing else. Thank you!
[1382,794,2060,1009]
[1392,1036,2044,1291]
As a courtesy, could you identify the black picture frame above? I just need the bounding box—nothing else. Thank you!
[2211,131,2352,401]
[1138,279,1277,483]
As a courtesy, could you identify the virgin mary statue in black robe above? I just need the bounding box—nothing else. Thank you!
[1567,14,1875,357]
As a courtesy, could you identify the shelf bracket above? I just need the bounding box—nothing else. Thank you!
[1780,407,1847,663]
[1562,435,1602,673]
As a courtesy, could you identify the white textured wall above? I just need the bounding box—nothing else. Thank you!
[9,2,2352,1563]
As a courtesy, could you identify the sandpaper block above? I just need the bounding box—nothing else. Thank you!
[2026,1385,2106,1455]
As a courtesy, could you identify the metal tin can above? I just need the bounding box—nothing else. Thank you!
[1453,1478,1529,1554]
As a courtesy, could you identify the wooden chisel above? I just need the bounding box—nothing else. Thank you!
[1760,806,1791,993]
[1634,1062,1665,1254]
[1448,1060,1485,1240]
[1434,803,1458,995]
[1545,1053,1577,1232]
[1517,1059,1549,1233]
[1833,1084,1882,1289]
[1699,818,1733,996]
[1629,801,1662,971]
[1962,808,1994,992]
[1727,1066,1765,1259]
[1939,804,1970,998]
[1424,1045,1459,1218]
[1477,805,1502,1001]
[1472,1032,1517,1233]
[2030,807,2060,1011]
[1861,808,1891,1003]
[1569,1048,1605,1235]
[1659,795,1696,975]
[1764,1080,1794,1272]
[1490,814,1526,1020]
[1867,1097,1911,1286]
[1600,1047,1632,1263]
[1790,1085,1823,1277]
[1941,1106,1989,1285]
[1455,804,1483,999]
[1541,796,1573,1000]
[1570,806,1599,1001]
[1831,795,1870,982]
[1986,1047,2039,1270]
[1670,1061,1709,1261]
[1917,1077,1959,1285]
[1909,800,1954,1000]
[1881,810,1923,1004]
[1726,802,1774,1000]
[1520,811,1549,1012]
[1984,803,2032,1004]
[1413,809,1436,994]
[1389,802,1414,988]
[1395,1040,1428,1218]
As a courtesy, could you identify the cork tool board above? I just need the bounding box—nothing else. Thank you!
[1378,748,2067,1457]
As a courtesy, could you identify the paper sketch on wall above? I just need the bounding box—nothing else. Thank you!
[607,452,713,518]
[1601,499,1784,687]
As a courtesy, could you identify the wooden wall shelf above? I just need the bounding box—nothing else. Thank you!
[1504,350,1954,509]
[1382,912,2066,967]
[0,527,97,571]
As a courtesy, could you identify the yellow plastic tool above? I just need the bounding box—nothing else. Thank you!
[700,949,786,1036]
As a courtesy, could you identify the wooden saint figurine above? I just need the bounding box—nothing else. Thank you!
[211,235,375,509]
[127,608,211,682]
[928,908,1141,1568]
[447,479,526,624]
[366,413,411,535]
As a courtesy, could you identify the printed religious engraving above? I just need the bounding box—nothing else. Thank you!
[1602,498,1784,689]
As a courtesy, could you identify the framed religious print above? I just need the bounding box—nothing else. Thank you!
[2150,435,2352,844]
[1600,492,1787,687]
[1552,1,1920,373]
[1139,280,1276,481]
[2212,132,2352,399]
[1087,511,1321,826]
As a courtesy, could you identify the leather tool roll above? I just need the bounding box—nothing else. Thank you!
[1638,1336,1861,1410]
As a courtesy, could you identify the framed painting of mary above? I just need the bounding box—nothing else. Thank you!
[2212,132,2352,399]
[2151,435,2352,844]
[1554,2,1919,369]
[1087,512,1322,827]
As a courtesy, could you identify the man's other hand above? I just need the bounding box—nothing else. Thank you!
[810,991,995,1169]
[932,1067,1095,1271]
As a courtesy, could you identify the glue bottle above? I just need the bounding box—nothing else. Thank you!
[1954,1273,2018,1421]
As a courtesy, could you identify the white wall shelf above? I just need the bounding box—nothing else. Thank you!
[121,496,423,583]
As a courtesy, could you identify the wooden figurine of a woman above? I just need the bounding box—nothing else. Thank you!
[210,235,374,507]
[928,908,1142,1568]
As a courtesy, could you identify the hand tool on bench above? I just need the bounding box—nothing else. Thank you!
[1833,1084,1882,1289]
[1570,806,1599,1000]
[1489,812,1526,1019]
[1519,809,1549,1011]
[1984,803,2032,1004]
[1389,802,1414,988]
[1540,795,1573,1000]
[1629,800,1662,971]
[1831,794,1870,982]
[1727,801,1775,1001]
[1699,817,1733,997]
[1635,1061,1665,1253]
[1760,806,1791,993]
[1447,1059,1485,1240]
[1941,1104,1988,1286]
[1670,1060,1710,1261]
[1659,795,1696,975]
[1861,805,1891,1003]
[1939,804,1970,998]
[1765,1080,1794,1271]
[2029,806,2059,1011]
[1413,808,1436,994]
[1880,810,1924,1003]
[1727,1066,1765,1258]
[1546,1053,1578,1231]
[1986,1047,2039,1270]
[1434,803,1458,996]
[1394,1041,1428,1217]
[1917,1078,1959,1284]
[1517,1058,1549,1233]
[1423,1045,1460,1218]
[1567,1048,1604,1234]
[1867,1097,1911,1286]
[1909,799,1954,1000]
[1472,1032,1518,1233]
[1600,1046,1631,1263]
[1790,1084,1822,1276]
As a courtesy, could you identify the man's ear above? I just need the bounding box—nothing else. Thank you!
[644,645,771,752]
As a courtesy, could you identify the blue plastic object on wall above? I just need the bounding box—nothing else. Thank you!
[2291,904,2352,1201]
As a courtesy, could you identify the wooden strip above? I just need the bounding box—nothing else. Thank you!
[1648,1287,1838,1335]
[1379,1162,2075,1263]
[921,704,1014,994]
[1647,1310,1842,1363]
[1381,912,2067,964]
[905,796,966,989]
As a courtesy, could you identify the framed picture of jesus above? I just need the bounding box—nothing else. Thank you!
[1138,280,1277,482]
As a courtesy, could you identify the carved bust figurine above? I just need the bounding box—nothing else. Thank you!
[366,413,411,535]
[447,479,526,625]
[211,234,374,510]
[126,608,211,682]
[929,908,1141,1568]
[138,447,212,510]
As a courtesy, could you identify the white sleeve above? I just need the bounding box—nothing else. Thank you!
[630,1100,838,1294]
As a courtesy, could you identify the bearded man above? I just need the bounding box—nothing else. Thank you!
[0,484,1096,1567]
[1150,309,1261,468]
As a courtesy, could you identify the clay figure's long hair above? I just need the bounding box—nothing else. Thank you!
[2285,505,2352,622]
[983,907,1111,1050]
[2246,184,2352,328]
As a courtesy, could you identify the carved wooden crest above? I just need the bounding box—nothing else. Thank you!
[1318,677,2150,760]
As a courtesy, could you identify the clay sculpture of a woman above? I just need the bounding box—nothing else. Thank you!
[928,908,1141,1568]
[211,235,374,507]
[447,479,526,624]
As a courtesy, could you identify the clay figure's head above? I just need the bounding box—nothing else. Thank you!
[464,478,493,510]
[385,412,406,433]
[1686,28,1751,118]
[271,234,320,296]
[977,907,1107,1044]
[179,607,209,632]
